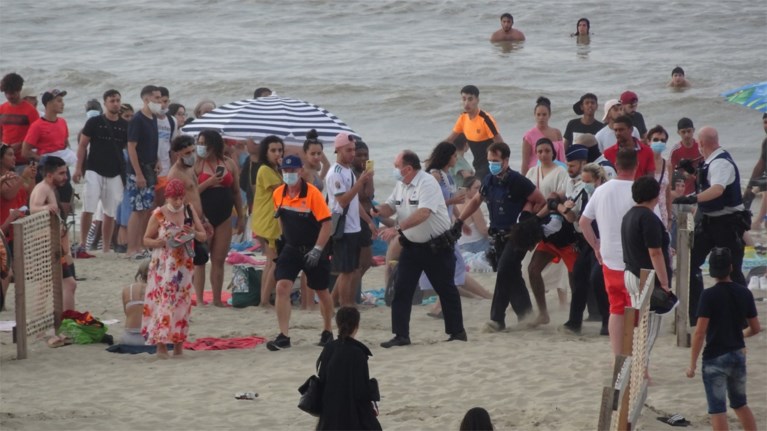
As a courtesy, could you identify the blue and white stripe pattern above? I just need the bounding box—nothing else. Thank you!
[180,95,358,144]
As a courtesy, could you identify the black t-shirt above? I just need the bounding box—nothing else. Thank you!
[127,111,158,172]
[621,206,669,278]
[563,118,604,161]
[629,111,647,137]
[698,281,757,360]
[81,115,128,178]
[480,169,536,230]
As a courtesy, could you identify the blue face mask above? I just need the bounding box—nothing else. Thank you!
[583,183,595,195]
[196,145,208,158]
[392,168,404,182]
[650,140,666,154]
[282,172,299,186]
[488,161,502,176]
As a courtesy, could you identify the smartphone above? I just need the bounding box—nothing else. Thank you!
[18,206,29,213]
[215,166,225,177]
[28,160,37,166]
[365,160,374,172]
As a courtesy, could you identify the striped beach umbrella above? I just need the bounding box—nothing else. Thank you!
[180,95,359,144]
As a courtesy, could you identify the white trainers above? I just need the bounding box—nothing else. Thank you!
[748,276,760,291]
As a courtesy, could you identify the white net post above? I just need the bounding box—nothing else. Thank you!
[674,209,693,347]
[12,211,63,359]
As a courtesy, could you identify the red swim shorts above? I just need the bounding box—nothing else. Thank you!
[602,266,630,315]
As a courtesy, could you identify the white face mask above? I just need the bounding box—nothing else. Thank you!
[196,145,208,158]
[182,154,195,167]
[148,102,162,114]
[159,107,169,115]
[166,202,183,213]
[282,172,299,186]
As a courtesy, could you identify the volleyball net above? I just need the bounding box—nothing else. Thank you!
[12,211,63,359]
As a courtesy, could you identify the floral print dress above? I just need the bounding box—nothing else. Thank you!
[141,208,194,345]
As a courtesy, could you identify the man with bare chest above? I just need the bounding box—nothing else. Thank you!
[28,156,78,311]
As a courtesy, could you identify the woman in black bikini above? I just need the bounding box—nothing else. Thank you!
[195,130,245,307]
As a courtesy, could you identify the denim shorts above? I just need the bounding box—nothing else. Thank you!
[702,350,748,414]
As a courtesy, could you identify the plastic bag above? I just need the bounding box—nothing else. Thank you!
[58,318,108,344]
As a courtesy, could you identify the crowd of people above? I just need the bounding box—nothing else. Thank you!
[1,45,764,427]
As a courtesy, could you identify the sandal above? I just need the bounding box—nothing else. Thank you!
[657,414,691,427]
[47,335,72,348]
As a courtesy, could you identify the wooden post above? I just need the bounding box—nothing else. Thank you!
[616,307,637,431]
[13,222,27,360]
[674,210,693,347]
[50,216,63,330]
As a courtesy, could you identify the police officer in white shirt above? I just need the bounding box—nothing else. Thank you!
[374,150,467,348]
[673,126,748,325]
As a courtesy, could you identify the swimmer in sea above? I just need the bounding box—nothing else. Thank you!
[571,17,590,36]
[668,66,691,88]
[490,13,525,42]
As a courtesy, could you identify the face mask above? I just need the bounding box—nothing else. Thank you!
[182,154,195,167]
[159,107,169,115]
[85,110,101,119]
[166,202,183,213]
[196,145,208,158]
[148,102,162,114]
[392,168,404,182]
[583,183,595,195]
[488,161,502,176]
[650,140,666,154]
[282,172,299,186]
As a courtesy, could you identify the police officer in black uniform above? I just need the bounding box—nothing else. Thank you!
[456,142,546,331]
[673,126,748,325]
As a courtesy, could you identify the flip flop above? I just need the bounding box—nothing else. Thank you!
[235,392,259,400]
[657,414,691,427]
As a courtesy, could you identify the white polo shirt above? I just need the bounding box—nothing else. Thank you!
[326,162,361,233]
[581,178,635,271]
[385,169,451,243]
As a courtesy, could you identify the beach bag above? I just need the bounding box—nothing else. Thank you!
[297,375,322,416]
[231,265,262,308]
[58,318,108,344]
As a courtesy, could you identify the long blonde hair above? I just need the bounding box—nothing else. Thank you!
[582,163,607,185]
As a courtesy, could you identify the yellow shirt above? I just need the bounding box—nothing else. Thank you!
[250,165,283,241]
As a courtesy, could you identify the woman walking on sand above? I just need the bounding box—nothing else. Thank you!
[141,179,206,358]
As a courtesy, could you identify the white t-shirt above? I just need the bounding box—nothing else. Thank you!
[704,148,736,187]
[326,162,361,233]
[581,178,635,270]
[156,116,173,176]
[385,170,451,243]
[595,125,640,153]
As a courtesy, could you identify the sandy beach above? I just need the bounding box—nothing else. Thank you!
[0,251,765,430]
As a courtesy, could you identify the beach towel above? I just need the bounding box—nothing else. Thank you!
[106,336,267,354]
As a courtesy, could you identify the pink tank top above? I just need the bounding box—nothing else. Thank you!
[524,127,566,169]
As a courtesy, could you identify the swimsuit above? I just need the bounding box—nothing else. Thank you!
[121,283,146,346]
[198,161,235,227]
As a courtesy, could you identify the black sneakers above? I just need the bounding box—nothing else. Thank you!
[559,321,582,335]
[318,330,334,347]
[266,333,291,351]
[446,330,467,342]
[380,335,411,348]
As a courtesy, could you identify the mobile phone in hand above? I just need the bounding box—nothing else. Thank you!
[215,166,225,177]
[365,160,374,172]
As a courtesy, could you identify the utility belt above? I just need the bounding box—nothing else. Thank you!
[700,210,751,233]
[486,228,510,272]
[399,230,456,254]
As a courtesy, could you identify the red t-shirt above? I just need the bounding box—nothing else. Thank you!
[0,101,40,163]
[0,187,28,242]
[602,138,656,179]
[670,140,702,195]
[24,117,69,156]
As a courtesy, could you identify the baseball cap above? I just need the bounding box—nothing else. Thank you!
[41,89,67,106]
[572,93,598,116]
[677,117,694,130]
[565,144,588,161]
[619,91,638,105]
[602,99,621,122]
[708,247,732,279]
[333,133,356,151]
[280,155,303,169]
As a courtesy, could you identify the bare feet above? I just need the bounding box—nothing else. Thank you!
[213,301,226,307]
[156,344,170,359]
[527,313,551,328]
[172,342,184,358]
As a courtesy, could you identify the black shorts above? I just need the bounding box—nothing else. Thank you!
[358,217,373,247]
[332,232,361,273]
[193,240,209,266]
[62,262,74,279]
[275,244,330,290]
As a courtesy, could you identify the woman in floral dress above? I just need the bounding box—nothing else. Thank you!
[141,179,206,359]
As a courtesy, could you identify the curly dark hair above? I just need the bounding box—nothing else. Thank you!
[259,135,285,169]
[425,142,457,171]
[0,73,24,93]
[507,216,543,250]
[198,130,225,160]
